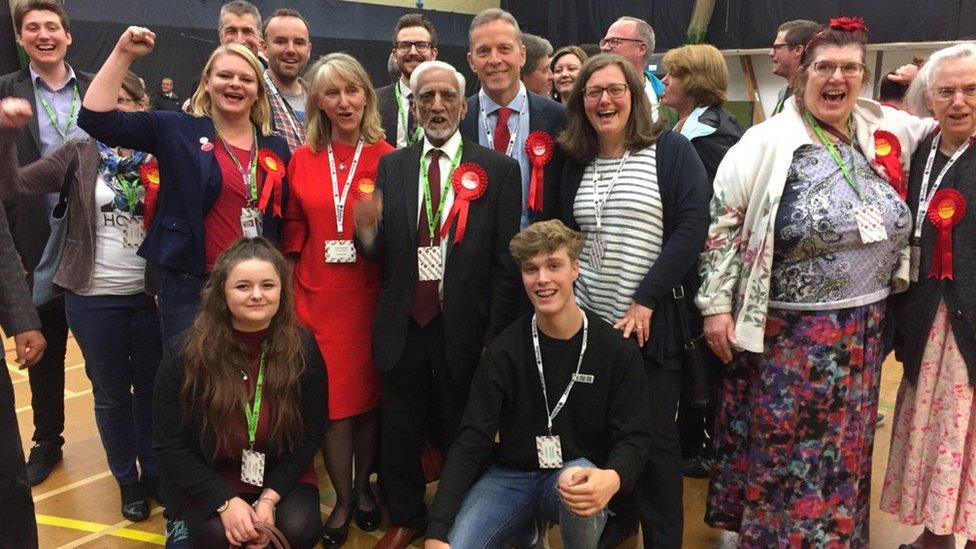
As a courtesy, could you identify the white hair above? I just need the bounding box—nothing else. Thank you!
[409,60,466,94]
[906,42,976,117]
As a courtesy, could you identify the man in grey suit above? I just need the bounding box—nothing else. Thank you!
[376,13,439,148]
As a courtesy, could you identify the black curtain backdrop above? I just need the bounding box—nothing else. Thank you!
[0,1,20,75]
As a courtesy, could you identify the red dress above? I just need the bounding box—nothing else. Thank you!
[283,139,394,419]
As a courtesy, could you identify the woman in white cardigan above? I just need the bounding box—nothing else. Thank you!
[695,18,933,547]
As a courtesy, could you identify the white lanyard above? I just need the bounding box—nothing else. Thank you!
[326,139,365,236]
[915,133,972,240]
[480,93,527,157]
[531,312,588,434]
[590,151,631,231]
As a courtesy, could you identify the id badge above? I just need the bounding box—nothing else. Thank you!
[536,435,563,469]
[241,448,266,486]
[240,207,263,238]
[854,204,888,244]
[325,239,356,263]
[417,245,443,281]
[910,240,922,282]
[591,232,607,271]
[123,219,145,249]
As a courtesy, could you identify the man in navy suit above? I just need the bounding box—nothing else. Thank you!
[460,8,566,226]
[355,60,521,549]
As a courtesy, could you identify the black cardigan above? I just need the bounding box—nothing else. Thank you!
[559,130,711,369]
[152,328,329,524]
[893,134,976,387]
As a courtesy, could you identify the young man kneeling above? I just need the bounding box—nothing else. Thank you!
[424,220,653,548]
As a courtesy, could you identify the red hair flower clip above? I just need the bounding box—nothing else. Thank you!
[829,16,868,33]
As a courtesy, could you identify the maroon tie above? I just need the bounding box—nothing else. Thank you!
[493,107,512,153]
[410,149,443,326]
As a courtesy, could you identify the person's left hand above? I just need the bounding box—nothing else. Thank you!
[557,466,621,517]
[246,500,274,548]
[14,329,46,369]
[613,301,652,347]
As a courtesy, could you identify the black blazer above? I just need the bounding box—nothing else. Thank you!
[376,83,399,148]
[460,91,567,222]
[559,131,711,369]
[0,67,93,292]
[152,329,328,525]
[358,136,522,382]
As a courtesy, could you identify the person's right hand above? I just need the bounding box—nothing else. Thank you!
[0,98,33,129]
[425,540,451,549]
[116,26,156,60]
[703,313,737,364]
[353,189,383,231]
[14,329,46,369]
[219,497,260,547]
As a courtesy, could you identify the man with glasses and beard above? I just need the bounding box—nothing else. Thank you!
[376,14,439,149]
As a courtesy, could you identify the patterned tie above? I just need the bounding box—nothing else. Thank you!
[410,149,443,326]
[406,92,418,143]
[493,106,512,153]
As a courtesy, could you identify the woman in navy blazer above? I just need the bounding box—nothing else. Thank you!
[79,26,291,341]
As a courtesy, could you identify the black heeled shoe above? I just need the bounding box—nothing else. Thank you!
[354,505,382,532]
[320,516,350,549]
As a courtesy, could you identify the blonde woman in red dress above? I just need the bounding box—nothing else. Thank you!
[282,52,394,548]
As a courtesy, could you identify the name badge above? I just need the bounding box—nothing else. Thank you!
[123,218,145,249]
[536,435,563,469]
[240,207,262,238]
[417,245,443,281]
[241,448,265,486]
[591,232,607,271]
[571,373,594,384]
[854,204,888,244]
[325,239,356,263]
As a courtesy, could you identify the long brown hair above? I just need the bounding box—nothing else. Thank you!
[557,54,663,164]
[180,237,305,455]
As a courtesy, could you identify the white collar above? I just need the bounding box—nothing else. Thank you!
[421,130,463,160]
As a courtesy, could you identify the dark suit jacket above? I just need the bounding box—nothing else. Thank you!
[78,108,291,276]
[376,83,399,148]
[358,136,522,383]
[0,67,93,288]
[460,91,567,222]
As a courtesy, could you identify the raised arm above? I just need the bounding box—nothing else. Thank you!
[82,26,156,112]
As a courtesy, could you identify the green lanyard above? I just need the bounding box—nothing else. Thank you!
[36,84,79,143]
[394,82,423,145]
[805,111,865,202]
[114,173,141,214]
[243,349,267,448]
[419,142,464,241]
[215,125,259,205]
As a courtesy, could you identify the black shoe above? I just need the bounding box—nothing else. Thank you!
[26,443,63,486]
[121,482,150,522]
[354,505,382,532]
[320,515,350,548]
[141,475,161,504]
[682,455,711,479]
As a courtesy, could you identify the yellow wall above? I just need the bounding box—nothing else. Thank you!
[345,0,498,16]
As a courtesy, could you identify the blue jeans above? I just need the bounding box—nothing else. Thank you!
[65,292,161,486]
[156,266,206,342]
[448,458,607,549]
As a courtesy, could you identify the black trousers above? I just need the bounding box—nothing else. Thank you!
[0,359,38,548]
[380,316,469,530]
[186,484,321,549]
[28,305,69,446]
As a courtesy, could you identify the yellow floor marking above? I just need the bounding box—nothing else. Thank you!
[38,511,165,546]
[16,389,91,414]
[33,471,114,503]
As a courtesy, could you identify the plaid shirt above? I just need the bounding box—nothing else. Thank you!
[264,70,306,152]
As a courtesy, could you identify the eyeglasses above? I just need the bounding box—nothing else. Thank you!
[583,83,629,101]
[770,43,793,51]
[395,40,432,53]
[812,61,865,77]
[929,85,976,102]
[599,37,644,49]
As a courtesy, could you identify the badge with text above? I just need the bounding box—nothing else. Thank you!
[417,245,443,281]
[200,136,214,152]
[441,163,488,244]
[240,207,262,238]
[591,232,608,271]
[853,204,888,244]
[927,188,966,280]
[325,239,356,263]
[536,435,563,469]
[525,131,554,212]
[240,448,266,487]
[123,217,145,248]
[873,130,905,200]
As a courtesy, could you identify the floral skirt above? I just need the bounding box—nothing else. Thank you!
[706,302,886,548]
[880,301,976,538]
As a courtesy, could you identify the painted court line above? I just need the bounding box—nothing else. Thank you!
[12,363,85,385]
[33,471,114,503]
[16,389,91,414]
[39,509,165,547]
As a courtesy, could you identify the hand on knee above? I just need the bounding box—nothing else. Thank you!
[557,467,620,517]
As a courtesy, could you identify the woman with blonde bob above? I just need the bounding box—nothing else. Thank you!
[282,52,394,548]
[80,26,291,341]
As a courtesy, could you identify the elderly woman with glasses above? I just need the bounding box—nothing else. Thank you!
[880,43,976,549]
[696,18,935,546]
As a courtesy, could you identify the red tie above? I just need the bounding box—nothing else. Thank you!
[410,149,443,326]
[493,107,512,153]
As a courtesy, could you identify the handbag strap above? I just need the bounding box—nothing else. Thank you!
[56,151,80,210]
[253,522,291,549]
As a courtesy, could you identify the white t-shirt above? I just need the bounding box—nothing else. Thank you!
[74,176,146,296]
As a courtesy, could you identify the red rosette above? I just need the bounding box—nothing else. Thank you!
[139,161,160,230]
[351,172,377,200]
[525,131,554,212]
[873,130,906,200]
[257,149,285,217]
[829,16,868,33]
[927,188,966,280]
[441,163,489,243]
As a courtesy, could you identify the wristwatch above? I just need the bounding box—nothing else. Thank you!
[217,499,230,513]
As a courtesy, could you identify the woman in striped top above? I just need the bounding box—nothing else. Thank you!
[557,53,711,549]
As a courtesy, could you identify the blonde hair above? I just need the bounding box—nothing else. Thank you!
[189,44,273,136]
[304,53,385,152]
[661,44,729,107]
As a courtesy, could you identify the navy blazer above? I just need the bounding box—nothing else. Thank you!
[78,108,291,276]
[460,91,567,222]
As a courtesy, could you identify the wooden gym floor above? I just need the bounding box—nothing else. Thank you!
[5,332,970,548]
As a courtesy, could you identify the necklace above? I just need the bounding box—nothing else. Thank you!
[333,146,356,171]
